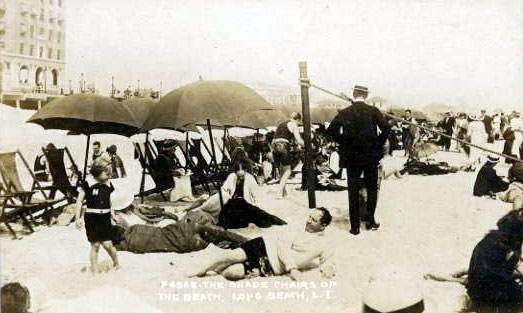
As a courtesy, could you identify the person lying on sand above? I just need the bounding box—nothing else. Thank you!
[185,158,287,229]
[426,209,523,312]
[111,216,249,254]
[185,207,336,281]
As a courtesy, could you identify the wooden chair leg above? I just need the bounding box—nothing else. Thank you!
[20,214,35,233]
[4,221,18,239]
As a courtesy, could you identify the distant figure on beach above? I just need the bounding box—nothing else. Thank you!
[186,207,336,281]
[402,109,416,156]
[106,145,127,179]
[271,111,304,198]
[438,112,455,151]
[473,155,509,197]
[327,85,390,236]
[75,157,120,274]
[92,141,103,161]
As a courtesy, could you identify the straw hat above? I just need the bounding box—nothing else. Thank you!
[362,262,435,313]
[486,154,500,164]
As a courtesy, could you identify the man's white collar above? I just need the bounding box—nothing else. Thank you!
[354,96,366,103]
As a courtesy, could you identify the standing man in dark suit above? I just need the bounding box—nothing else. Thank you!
[327,85,390,235]
[438,112,455,151]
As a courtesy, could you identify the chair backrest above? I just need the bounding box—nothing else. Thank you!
[0,152,25,193]
[42,147,73,188]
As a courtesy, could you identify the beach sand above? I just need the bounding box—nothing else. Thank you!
[0,106,514,313]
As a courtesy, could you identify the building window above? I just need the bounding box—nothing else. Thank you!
[57,32,61,43]
[58,0,62,7]
[20,66,29,84]
[20,43,24,55]
[39,46,44,58]
[39,27,44,36]
[40,9,44,21]
[48,30,52,41]
[50,0,53,5]
[30,45,35,56]
[52,69,58,86]
[48,48,52,59]
[57,50,61,60]
[30,25,34,38]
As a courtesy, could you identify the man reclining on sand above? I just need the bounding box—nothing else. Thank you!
[426,209,523,312]
[185,207,336,281]
[112,215,248,254]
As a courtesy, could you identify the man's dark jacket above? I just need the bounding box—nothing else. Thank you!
[327,101,390,167]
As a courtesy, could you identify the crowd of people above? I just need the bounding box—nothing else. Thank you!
[4,84,523,313]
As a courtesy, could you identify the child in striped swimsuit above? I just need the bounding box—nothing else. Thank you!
[75,156,120,274]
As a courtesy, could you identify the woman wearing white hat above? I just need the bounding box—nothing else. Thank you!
[466,114,488,169]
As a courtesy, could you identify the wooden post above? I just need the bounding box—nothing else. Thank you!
[139,133,148,204]
[207,119,224,209]
[299,62,316,209]
[83,135,90,180]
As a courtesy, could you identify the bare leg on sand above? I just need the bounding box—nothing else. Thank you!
[185,247,247,278]
[90,243,101,275]
[425,269,468,284]
[101,241,120,271]
[278,165,292,198]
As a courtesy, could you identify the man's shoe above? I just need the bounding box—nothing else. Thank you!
[349,228,360,236]
[365,221,380,231]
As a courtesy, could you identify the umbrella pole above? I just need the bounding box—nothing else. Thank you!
[207,119,224,209]
[299,62,316,209]
[83,134,91,180]
[185,132,189,170]
[139,133,149,204]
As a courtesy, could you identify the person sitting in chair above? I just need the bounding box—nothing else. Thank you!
[186,157,287,229]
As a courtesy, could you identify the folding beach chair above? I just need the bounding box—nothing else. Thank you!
[0,151,67,238]
[41,146,83,203]
[134,140,171,202]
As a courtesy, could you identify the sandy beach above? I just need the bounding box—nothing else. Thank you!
[0,106,515,313]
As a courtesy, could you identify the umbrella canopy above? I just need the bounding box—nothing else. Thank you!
[238,109,288,129]
[27,94,140,137]
[141,80,273,131]
[122,98,156,129]
[311,106,339,124]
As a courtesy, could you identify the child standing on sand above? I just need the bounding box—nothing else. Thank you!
[75,156,120,274]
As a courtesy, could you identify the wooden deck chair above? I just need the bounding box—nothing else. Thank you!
[0,151,66,234]
[42,146,83,203]
[0,189,37,239]
[176,139,212,193]
[135,139,190,202]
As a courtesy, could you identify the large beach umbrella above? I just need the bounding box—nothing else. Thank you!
[142,80,274,208]
[142,80,273,131]
[27,94,141,177]
[122,98,156,129]
[238,109,288,129]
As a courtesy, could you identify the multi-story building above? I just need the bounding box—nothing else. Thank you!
[0,0,66,110]
[249,82,301,107]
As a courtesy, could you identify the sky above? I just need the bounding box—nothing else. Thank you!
[65,0,523,111]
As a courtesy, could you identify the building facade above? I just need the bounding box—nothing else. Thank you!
[249,82,301,106]
[0,0,66,110]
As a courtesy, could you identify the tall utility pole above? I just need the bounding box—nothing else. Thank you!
[111,76,115,97]
[80,72,84,93]
[159,80,163,100]
[298,61,316,209]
